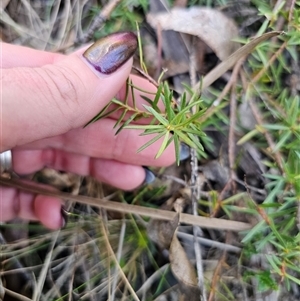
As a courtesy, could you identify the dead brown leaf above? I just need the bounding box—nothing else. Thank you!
[169,230,202,301]
[147,196,202,300]
[147,213,180,249]
[147,6,239,61]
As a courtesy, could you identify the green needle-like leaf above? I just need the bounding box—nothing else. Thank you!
[125,125,163,130]
[141,127,166,135]
[111,99,128,107]
[175,130,198,149]
[144,105,169,126]
[173,134,180,166]
[115,113,139,135]
[114,109,128,129]
[155,131,170,158]
[137,131,166,153]
[84,105,121,127]
[153,83,163,109]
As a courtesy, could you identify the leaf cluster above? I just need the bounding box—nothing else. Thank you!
[234,1,300,291]
[87,80,207,165]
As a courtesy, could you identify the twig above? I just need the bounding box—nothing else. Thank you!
[207,232,230,301]
[247,96,284,173]
[177,232,241,254]
[2,287,32,301]
[251,40,287,85]
[228,59,245,188]
[189,36,207,301]
[77,0,123,43]
[132,66,159,87]
[155,22,163,80]
[0,177,252,232]
[161,174,188,187]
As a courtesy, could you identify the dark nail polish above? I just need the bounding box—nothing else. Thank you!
[83,32,137,75]
[180,143,190,161]
[60,207,69,228]
[143,167,156,184]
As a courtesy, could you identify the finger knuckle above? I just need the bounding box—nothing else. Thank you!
[41,65,81,109]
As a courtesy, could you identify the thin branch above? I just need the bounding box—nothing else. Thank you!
[177,231,241,254]
[2,287,32,301]
[189,35,207,301]
[0,177,252,232]
[228,59,244,188]
[77,0,123,43]
[207,232,230,301]
[247,96,284,173]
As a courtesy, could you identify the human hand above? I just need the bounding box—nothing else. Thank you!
[0,32,175,229]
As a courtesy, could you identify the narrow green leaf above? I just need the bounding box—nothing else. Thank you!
[140,95,154,106]
[181,82,195,96]
[273,131,292,152]
[176,110,206,127]
[84,105,120,127]
[286,274,300,286]
[189,123,206,135]
[180,128,203,136]
[165,93,176,121]
[175,131,198,149]
[125,125,163,130]
[137,132,166,153]
[114,109,128,129]
[155,131,170,158]
[141,127,166,135]
[179,92,187,110]
[130,79,137,109]
[143,105,169,126]
[124,78,130,105]
[264,179,285,203]
[237,129,260,145]
[165,135,174,149]
[153,83,163,109]
[269,221,287,247]
[262,124,289,130]
[242,220,266,243]
[111,99,127,107]
[173,134,180,166]
[288,96,300,123]
[171,100,203,124]
[115,113,139,135]
[127,83,157,95]
[187,132,204,151]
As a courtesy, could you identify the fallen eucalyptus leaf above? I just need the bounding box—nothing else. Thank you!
[147,213,180,249]
[147,7,239,61]
[169,231,202,300]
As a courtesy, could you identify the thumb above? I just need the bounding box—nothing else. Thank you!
[1,32,137,151]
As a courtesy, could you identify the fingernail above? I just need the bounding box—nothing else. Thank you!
[83,31,137,75]
[180,143,190,161]
[60,207,69,228]
[143,167,156,184]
